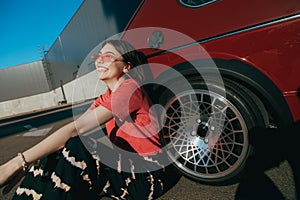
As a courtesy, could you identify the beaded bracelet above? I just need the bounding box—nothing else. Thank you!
[17,153,28,171]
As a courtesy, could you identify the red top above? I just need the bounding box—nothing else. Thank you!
[89,79,162,156]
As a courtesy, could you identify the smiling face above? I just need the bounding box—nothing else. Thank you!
[94,43,127,82]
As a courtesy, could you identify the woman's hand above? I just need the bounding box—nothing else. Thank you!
[0,156,25,195]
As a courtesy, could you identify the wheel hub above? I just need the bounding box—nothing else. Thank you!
[192,118,210,136]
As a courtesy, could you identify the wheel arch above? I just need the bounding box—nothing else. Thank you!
[153,58,293,128]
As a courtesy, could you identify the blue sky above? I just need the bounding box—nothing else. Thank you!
[0,0,83,68]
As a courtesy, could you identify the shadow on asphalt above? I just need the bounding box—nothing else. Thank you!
[0,103,91,139]
[235,121,300,200]
[0,109,73,138]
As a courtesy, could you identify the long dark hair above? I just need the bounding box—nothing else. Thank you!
[102,40,153,84]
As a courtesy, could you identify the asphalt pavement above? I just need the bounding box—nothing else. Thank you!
[0,105,298,199]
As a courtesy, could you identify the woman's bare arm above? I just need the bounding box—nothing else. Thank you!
[0,106,112,186]
[23,106,113,163]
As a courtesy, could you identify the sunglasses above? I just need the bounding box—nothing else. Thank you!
[92,53,123,63]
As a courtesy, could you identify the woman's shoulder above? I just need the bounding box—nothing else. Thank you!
[118,78,141,91]
[122,78,139,86]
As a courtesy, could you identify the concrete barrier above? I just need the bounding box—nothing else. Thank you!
[0,70,107,119]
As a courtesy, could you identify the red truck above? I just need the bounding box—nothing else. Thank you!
[117,0,300,184]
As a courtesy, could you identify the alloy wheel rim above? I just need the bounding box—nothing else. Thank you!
[162,90,248,179]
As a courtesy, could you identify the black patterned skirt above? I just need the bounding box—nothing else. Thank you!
[12,136,179,200]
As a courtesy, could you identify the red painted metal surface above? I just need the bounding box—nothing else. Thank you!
[122,0,300,121]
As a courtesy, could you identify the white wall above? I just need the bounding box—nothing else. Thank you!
[0,70,107,119]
